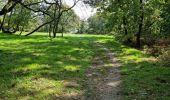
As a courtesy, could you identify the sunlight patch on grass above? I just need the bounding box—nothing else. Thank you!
[13,77,64,99]
[14,64,50,72]
[1,33,169,99]
[64,65,80,72]
[101,39,170,100]
[21,57,32,62]
[0,33,110,99]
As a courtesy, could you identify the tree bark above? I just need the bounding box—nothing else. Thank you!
[0,1,17,16]
[49,23,52,38]
[7,10,13,29]
[136,0,144,48]
[52,12,62,38]
[123,16,128,35]
[0,14,6,31]
[61,26,64,37]
[25,20,53,36]
[19,26,24,35]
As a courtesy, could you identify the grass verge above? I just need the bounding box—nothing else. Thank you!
[101,38,170,100]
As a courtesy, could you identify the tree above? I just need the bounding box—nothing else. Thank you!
[160,0,170,36]
[77,21,88,34]
[58,9,81,36]
[84,0,170,48]
[87,14,111,34]
[1,4,32,34]
[0,0,19,16]
[0,0,80,38]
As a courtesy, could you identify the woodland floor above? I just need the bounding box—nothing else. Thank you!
[0,33,169,100]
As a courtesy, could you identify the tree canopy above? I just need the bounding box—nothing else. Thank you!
[84,0,170,48]
[0,0,81,37]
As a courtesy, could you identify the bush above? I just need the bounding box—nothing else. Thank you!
[143,45,163,56]
[159,47,170,67]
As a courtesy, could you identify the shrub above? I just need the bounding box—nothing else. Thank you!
[143,45,163,56]
[158,47,170,67]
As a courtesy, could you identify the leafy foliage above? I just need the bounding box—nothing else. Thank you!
[85,0,170,48]
[0,0,81,37]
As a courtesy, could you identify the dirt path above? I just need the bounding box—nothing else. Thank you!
[85,43,122,100]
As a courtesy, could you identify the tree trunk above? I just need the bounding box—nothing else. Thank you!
[19,26,24,35]
[61,26,64,37]
[136,0,144,48]
[53,14,62,38]
[0,14,6,31]
[7,10,13,29]
[25,20,53,36]
[123,16,128,35]
[0,0,17,16]
[49,23,52,38]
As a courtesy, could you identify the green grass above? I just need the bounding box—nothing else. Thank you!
[0,33,169,99]
[101,38,170,100]
[0,33,110,99]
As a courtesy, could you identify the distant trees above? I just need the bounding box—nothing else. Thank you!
[48,7,80,37]
[77,21,88,34]
[0,0,80,38]
[87,15,111,34]
[75,14,111,34]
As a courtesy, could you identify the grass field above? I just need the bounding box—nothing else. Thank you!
[102,39,170,100]
[0,33,169,99]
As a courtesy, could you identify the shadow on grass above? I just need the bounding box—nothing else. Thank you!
[0,33,112,99]
[1,33,169,99]
[103,40,170,100]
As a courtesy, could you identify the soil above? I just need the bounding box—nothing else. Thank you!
[84,43,122,100]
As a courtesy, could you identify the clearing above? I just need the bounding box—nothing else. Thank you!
[0,33,170,99]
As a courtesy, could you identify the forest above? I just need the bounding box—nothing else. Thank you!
[0,0,170,100]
